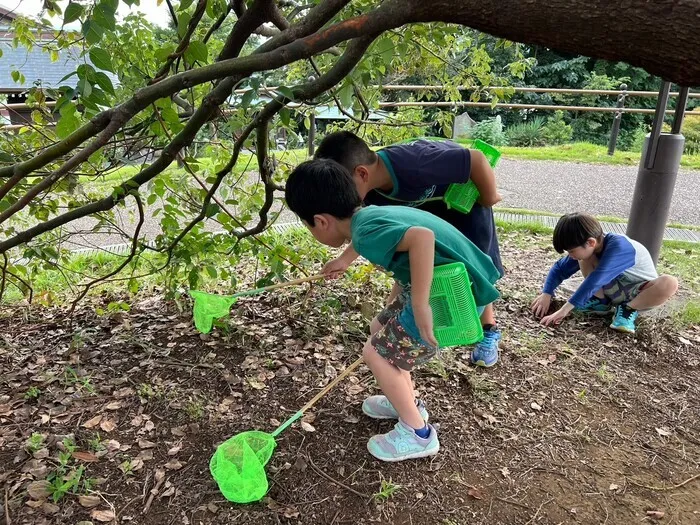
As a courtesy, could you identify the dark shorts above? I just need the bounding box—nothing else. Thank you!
[602,275,648,305]
[371,291,437,371]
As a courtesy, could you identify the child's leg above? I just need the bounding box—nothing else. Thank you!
[479,303,496,326]
[362,340,424,429]
[628,275,678,310]
[370,282,404,335]
[579,256,606,299]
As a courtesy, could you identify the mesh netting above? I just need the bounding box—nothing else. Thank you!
[190,290,239,334]
[209,431,277,503]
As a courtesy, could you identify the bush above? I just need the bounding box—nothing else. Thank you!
[681,112,700,155]
[469,116,507,146]
[541,111,573,145]
[629,125,650,152]
[505,117,546,147]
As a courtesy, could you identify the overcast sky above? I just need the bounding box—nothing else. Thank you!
[4,0,171,28]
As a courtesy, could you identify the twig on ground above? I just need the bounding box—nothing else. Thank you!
[525,497,554,525]
[495,496,533,510]
[5,485,11,525]
[627,473,700,491]
[306,456,369,498]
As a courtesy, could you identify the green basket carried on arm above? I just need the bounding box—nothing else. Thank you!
[443,139,501,214]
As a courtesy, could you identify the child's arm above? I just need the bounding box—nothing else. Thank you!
[396,227,438,347]
[531,256,580,319]
[322,244,360,279]
[469,150,502,207]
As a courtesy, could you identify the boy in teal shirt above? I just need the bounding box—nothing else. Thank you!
[285,158,500,462]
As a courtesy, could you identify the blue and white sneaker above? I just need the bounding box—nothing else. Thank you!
[367,419,439,462]
[470,326,501,367]
[362,396,429,422]
[578,297,614,315]
[610,303,638,334]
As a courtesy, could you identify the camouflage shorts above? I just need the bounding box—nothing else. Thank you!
[602,275,648,305]
[370,290,437,371]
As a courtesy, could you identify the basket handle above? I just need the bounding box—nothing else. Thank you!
[271,356,364,437]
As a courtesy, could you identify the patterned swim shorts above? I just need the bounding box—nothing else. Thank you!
[371,290,437,371]
[602,275,648,305]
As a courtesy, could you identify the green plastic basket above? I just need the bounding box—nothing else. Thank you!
[443,139,501,214]
[430,262,483,347]
[210,430,277,504]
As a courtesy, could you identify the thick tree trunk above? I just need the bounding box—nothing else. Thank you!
[407,0,700,86]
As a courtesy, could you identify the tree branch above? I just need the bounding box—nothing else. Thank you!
[151,0,209,83]
[66,193,145,317]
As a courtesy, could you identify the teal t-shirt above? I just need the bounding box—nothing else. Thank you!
[350,205,501,307]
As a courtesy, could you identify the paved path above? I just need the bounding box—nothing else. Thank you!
[65,158,700,252]
[495,158,700,225]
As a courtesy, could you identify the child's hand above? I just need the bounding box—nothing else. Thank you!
[413,304,438,348]
[540,304,572,327]
[322,257,350,279]
[531,293,552,318]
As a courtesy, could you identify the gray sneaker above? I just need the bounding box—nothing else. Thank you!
[362,395,429,422]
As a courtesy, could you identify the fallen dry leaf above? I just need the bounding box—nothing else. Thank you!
[83,414,103,429]
[646,510,665,520]
[467,486,484,500]
[78,495,102,508]
[165,459,183,470]
[609,483,620,491]
[105,401,122,411]
[300,421,316,432]
[42,502,60,515]
[27,480,52,500]
[91,508,116,522]
[530,402,542,411]
[167,442,183,456]
[655,427,671,437]
[100,419,117,432]
[138,439,156,449]
[73,451,99,462]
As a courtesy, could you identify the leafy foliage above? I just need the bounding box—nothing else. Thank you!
[505,117,546,147]
[468,117,507,146]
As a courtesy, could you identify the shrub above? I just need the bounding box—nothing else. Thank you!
[505,117,546,147]
[681,112,700,155]
[541,111,573,145]
[469,116,507,146]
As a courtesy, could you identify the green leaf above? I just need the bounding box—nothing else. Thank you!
[94,72,115,95]
[374,37,394,66]
[56,103,80,139]
[63,2,84,24]
[77,77,92,98]
[178,12,192,38]
[240,89,256,109]
[89,48,114,72]
[82,20,104,45]
[338,83,354,108]
[147,193,157,205]
[179,0,194,12]
[205,266,217,279]
[0,151,14,163]
[279,107,290,127]
[185,40,208,63]
[277,86,295,101]
[128,278,139,294]
[57,71,78,84]
[205,203,219,217]
[93,3,116,30]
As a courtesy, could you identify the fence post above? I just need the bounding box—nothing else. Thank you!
[607,83,628,155]
[308,113,316,156]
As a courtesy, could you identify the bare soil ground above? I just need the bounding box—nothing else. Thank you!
[1,230,699,525]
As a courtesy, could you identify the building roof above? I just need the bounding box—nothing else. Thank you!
[0,38,118,93]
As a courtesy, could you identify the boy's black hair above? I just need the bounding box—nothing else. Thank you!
[314,131,377,171]
[553,212,604,253]
[285,158,361,225]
